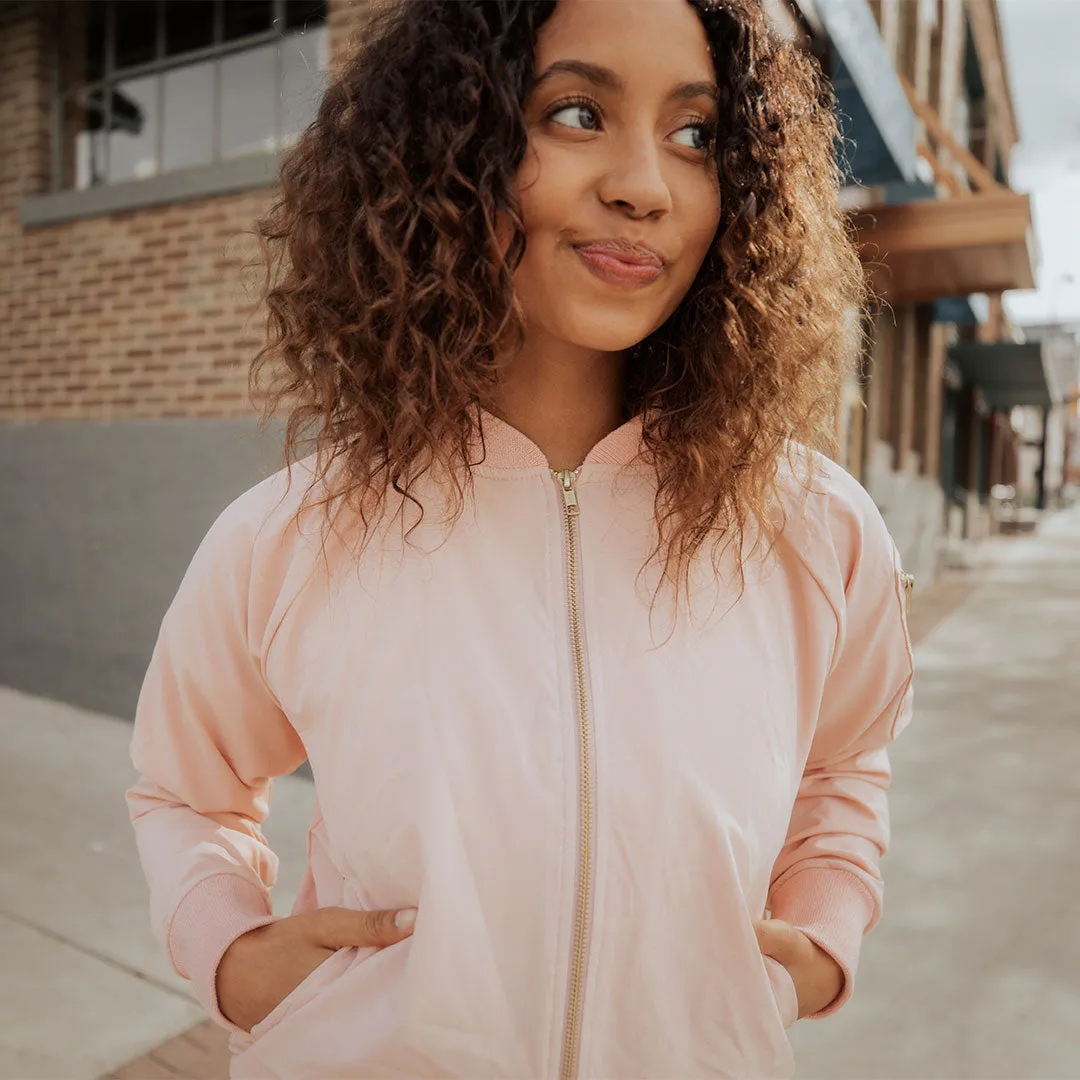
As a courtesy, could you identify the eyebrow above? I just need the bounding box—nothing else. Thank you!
[532,59,719,104]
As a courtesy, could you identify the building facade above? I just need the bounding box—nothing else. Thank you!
[0,0,370,717]
[783,0,1051,578]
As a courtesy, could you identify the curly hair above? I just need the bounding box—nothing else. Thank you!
[250,0,867,607]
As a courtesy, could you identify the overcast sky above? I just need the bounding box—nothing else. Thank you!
[999,0,1080,328]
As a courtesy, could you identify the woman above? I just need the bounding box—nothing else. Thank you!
[126,0,915,1076]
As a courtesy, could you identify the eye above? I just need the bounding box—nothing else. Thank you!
[671,120,715,153]
[547,100,601,131]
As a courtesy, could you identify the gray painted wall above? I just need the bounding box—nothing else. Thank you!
[0,417,289,723]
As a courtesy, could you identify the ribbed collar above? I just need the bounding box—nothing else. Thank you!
[469,406,647,470]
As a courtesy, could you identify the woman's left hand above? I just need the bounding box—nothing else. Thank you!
[754,918,845,1020]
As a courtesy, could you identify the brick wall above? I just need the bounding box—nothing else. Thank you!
[0,1,52,420]
[0,0,371,424]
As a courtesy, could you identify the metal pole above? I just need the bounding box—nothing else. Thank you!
[212,0,223,159]
[103,0,114,184]
[156,0,165,174]
[1037,406,1049,510]
[50,23,62,192]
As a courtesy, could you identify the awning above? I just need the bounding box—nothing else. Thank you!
[813,0,918,184]
[948,342,1054,410]
[933,296,980,326]
[850,191,1037,302]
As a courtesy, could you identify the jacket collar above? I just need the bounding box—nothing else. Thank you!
[470,406,647,470]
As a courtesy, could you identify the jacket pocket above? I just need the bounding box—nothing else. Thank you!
[243,805,372,1041]
[296,802,349,910]
[248,944,359,1039]
[762,954,799,1030]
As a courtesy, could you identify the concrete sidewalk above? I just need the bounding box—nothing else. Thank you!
[2,508,1078,1079]
[0,690,315,1080]
[791,506,1080,1078]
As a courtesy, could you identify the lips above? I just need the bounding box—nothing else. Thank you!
[573,238,665,266]
[572,238,666,287]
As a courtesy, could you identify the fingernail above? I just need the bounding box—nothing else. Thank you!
[394,908,417,931]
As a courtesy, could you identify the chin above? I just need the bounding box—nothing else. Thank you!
[556,310,662,354]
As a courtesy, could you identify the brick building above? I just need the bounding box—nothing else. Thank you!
[1,0,374,423]
[0,0,369,718]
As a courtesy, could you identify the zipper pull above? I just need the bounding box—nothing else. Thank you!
[900,570,915,617]
[555,469,580,516]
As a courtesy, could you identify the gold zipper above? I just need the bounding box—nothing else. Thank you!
[553,467,594,1080]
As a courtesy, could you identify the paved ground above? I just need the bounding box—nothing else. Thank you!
[791,506,1080,1078]
[0,694,315,1080]
[2,508,1077,1079]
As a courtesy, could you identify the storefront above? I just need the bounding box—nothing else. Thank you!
[948,341,1055,516]
[805,0,1038,572]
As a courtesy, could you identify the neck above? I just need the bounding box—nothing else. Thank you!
[488,324,627,472]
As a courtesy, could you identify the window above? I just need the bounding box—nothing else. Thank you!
[54,0,329,191]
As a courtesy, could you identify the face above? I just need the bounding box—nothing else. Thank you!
[511,0,723,354]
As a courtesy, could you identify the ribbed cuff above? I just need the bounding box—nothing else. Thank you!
[767,867,876,1019]
[166,873,282,1035]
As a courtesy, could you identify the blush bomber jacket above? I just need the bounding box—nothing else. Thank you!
[126,408,915,1079]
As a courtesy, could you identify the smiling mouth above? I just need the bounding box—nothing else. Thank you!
[571,243,665,288]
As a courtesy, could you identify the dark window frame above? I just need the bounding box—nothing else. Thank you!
[50,0,327,194]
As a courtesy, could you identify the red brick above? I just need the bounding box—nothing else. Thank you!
[1,0,368,422]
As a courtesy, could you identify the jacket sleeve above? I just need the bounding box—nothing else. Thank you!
[766,476,915,1019]
[125,487,308,1034]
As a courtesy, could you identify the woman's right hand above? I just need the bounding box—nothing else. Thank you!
[216,905,417,1033]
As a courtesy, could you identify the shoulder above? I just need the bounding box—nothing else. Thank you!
[778,446,897,574]
[172,451,332,632]
[775,444,898,571]
[770,445,903,625]
[197,450,328,559]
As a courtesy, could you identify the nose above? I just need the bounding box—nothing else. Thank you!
[597,134,673,219]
